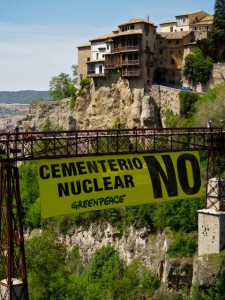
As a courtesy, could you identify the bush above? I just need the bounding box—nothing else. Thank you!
[168,232,197,258]
[179,91,200,118]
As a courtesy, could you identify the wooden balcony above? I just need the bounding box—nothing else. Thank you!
[105,63,115,69]
[122,69,141,77]
[113,45,140,53]
[121,59,140,66]
[105,59,140,69]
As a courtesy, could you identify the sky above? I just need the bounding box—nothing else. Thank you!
[0,0,215,91]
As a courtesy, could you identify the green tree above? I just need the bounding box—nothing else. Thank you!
[183,48,213,84]
[209,0,225,61]
[25,230,68,299]
[49,65,78,101]
[153,198,205,232]
[19,161,40,228]
[49,72,73,100]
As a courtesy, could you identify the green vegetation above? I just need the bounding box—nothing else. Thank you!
[183,48,213,84]
[25,237,160,300]
[209,0,225,61]
[179,91,200,119]
[192,82,225,127]
[19,161,40,228]
[18,80,225,299]
[167,232,197,258]
[49,65,78,101]
[78,77,92,95]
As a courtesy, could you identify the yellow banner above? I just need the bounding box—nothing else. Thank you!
[37,151,202,218]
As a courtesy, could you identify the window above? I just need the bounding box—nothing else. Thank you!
[182,18,186,24]
[170,50,173,54]
[144,24,149,34]
[176,40,180,44]
[170,26,173,32]
[96,53,99,59]
[171,58,175,64]
[87,57,90,62]
[159,49,163,54]
[107,44,109,50]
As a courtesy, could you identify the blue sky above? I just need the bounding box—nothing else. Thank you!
[0,0,214,91]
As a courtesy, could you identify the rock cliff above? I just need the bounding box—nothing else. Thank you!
[62,221,225,292]
[23,77,225,293]
[22,78,162,131]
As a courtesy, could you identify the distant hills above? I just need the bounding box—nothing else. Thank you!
[0,90,50,104]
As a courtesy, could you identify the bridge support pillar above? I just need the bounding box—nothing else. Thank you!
[198,178,225,256]
[0,161,28,299]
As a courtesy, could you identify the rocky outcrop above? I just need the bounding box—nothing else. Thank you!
[22,79,163,131]
[62,221,224,292]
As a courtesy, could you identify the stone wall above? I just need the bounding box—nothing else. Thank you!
[150,85,180,127]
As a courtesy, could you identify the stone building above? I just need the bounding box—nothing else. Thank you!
[156,10,213,85]
[77,17,157,89]
[77,10,213,88]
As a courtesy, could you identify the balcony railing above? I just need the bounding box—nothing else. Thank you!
[113,45,140,53]
[87,71,105,77]
[105,59,140,69]
[122,69,141,77]
[105,63,115,69]
[121,60,140,66]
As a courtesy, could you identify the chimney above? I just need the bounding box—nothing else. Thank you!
[146,15,149,22]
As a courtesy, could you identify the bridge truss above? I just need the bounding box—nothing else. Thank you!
[0,127,225,299]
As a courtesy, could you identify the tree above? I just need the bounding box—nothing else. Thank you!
[49,65,78,101]
[49,72,73,100]
[25,230,68,299]
[19,161,40,228]
[209,0,225,61]
[183,48,213,84]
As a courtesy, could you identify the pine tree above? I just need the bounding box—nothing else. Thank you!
[209,0,225,61]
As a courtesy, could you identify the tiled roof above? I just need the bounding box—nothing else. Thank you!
[90,29,142,42]
[190,15,213,26]
[112,29,142,37]
[159,31,191,39]
[175,10,206,17]
[160,20,176,25]
[89,32,115,42]
[77,42,91,48]
[119,18,156,27]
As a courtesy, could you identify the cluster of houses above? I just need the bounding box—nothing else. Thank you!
[77,10,213,89]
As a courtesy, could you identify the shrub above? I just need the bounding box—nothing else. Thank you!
[168,232,197,258]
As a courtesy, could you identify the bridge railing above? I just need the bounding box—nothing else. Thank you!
[0,127,223,161]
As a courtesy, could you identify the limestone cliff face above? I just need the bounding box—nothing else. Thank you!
[23,79,161,131]
[63,222,222,292]
[63,222,193,291]
[74,79,159,129]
